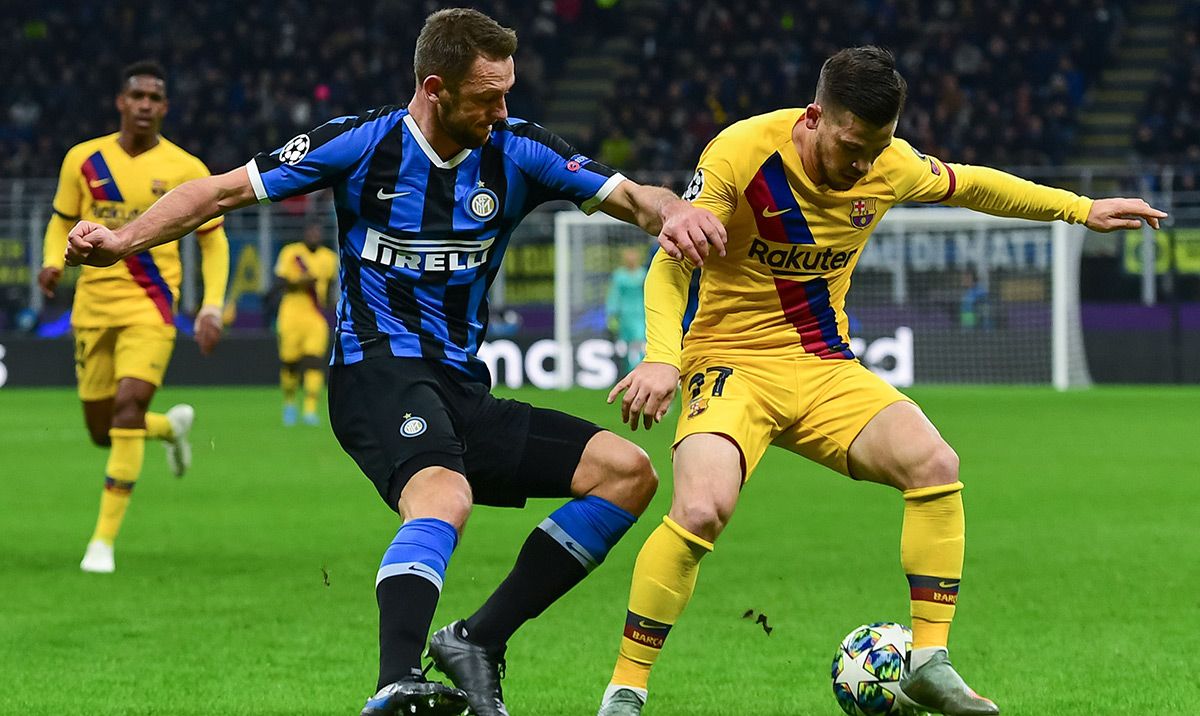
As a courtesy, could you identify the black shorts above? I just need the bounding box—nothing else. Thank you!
[329,357,604,510]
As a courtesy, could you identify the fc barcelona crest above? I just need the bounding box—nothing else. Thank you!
[686,398,708,419]
[849,198,877,229]
[151,179,168,197]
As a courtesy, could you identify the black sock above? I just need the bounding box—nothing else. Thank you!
[377,575,441,690]
[463,528,588,650]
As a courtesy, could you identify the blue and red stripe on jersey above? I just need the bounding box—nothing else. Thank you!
[80,151,125,202]
[124,252,174,323]
[744,152,815,245]
[774,277,854,359]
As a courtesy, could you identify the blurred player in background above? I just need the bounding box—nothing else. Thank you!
[273,223,337,426]
[599,46,1166,716]
[38,61,229,574]
[61,9,725,715]
[606,247,647,374]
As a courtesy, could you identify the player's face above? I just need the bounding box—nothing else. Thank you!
[116,75,168,138]
[812,105,895,191]
[438,56,514,148]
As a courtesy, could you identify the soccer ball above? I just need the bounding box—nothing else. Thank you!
[831,622,913,715]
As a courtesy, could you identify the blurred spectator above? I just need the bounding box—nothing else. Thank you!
[598,0,1129,173]
[0,1,600,177]
[1134,3,1200,166]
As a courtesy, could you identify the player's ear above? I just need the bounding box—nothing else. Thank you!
[805,103,822,130]
[421,75,446,104]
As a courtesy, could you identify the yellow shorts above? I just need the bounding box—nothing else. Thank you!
[278,317,330,364]
[674,353,912,479]
[73,323,177,401]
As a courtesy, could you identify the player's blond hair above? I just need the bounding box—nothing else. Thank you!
[414,8,518,90]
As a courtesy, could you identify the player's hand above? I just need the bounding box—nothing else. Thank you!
[1085,198,1167,232]
[37,267,62,298]
[65,221,127,267]
[194,306,223,356]
[658,199,727,266]
[607,361,680,431]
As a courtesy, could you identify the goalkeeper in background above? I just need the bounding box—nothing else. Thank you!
[606,247,648,374]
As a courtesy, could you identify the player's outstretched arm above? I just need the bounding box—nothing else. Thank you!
[65,167,258,267]
[600,181,727,266]
[941,163,1167,230]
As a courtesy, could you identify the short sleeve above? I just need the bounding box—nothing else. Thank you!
[683,132,741,225]
[506,121,626,214]
[886,137,957,204]
[247,109,395,203]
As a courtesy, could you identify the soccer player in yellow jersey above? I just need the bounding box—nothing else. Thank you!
[38,61,230,574]
[273,224,337,426]
[598,47,1165,716]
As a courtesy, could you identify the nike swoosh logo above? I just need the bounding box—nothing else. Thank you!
[89,178,112,188]
[408,564,438,578]
[938,580,961,589]
[637,620,668,630]
[377,189,411,200]
[762,207,791,217]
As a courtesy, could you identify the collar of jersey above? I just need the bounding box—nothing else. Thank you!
[404,114,472,169]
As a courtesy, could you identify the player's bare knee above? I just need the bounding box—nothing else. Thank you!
[595,441,658,514]
[670,496,730,542]
[398,466,473,528]
[110,400,147,430]
[87,429,111,447]
[903,442,960,490]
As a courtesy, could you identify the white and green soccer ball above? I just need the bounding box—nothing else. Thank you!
[832,622,913,715]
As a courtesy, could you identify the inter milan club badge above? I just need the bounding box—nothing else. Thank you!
[467,182,499,221]
[399,413,427,438]
[849,198,877,229]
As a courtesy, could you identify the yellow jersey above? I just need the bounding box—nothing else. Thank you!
[645,109,1094,366]
[43,133,229,328]
[274,242,338,325]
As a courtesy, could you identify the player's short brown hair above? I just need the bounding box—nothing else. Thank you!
[816,46,907,127]
[414,8,518,90]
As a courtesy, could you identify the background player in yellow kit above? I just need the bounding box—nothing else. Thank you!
[38,61,230,574]
[273,223,337,426]
[597,47,1166,716]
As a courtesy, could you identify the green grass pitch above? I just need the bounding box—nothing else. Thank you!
[1,385,1197,715]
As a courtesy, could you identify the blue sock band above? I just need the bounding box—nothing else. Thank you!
[539,495,637,571]
[376,517,458,591]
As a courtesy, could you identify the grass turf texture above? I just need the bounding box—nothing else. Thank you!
[1,385,1196,715]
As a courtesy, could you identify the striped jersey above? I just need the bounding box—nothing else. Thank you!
[656,109,958,363]
[46,133,225,328]
[247,107,624,381]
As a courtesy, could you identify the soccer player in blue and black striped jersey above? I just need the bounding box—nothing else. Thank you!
[65,8,727,715]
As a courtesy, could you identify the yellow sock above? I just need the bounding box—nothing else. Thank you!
[901,481,965,650]
[144,412,173,441]
[281,368,299,405]
[91,427,146,545]
[611,516,714,690]
[302,368,323,415]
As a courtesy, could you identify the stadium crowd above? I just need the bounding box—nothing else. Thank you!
[0,0,602,178]
[3,0,1142,180]
[596,0,1130,172]
[1134,1,1200,201]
